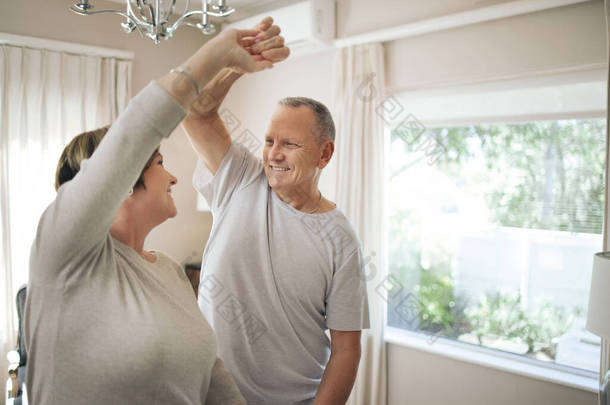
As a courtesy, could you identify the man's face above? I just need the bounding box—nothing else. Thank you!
[263,105,328,193]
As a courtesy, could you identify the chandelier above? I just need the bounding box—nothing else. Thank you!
[69,0,235,44]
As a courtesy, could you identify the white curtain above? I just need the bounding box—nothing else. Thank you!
[333,43,387,405]
[0,43,131,391]
[602,1,610,403]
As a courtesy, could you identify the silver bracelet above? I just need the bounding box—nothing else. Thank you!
[169,68,201,96]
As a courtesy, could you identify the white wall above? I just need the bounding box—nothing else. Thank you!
[0,0,213,264]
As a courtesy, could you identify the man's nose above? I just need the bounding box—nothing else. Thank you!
[269,144,284,161]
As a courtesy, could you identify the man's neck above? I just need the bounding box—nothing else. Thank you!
[274,184,321,213]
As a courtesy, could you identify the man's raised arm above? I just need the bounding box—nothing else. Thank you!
[183,17,289,174]
[183,68,243,174]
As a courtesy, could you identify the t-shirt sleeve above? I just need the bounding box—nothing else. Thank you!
[325,248,371,331]
[192,141,263,212]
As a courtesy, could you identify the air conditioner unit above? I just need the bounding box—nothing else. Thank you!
[224,0,335,57]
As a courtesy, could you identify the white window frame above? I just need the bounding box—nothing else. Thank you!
[386,326,598,392]
[383,69,606,392]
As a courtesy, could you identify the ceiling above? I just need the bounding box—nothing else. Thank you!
[104,0,301,22]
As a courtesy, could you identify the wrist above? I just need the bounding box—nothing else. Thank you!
[205,34,235,72]
[182,41,228,90]
[187,109,221,123]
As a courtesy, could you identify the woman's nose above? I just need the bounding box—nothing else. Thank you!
[170,173,178,185]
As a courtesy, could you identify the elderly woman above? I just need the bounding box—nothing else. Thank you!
[24,19,289,405]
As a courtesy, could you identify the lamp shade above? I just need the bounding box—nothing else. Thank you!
[586,252,610,339]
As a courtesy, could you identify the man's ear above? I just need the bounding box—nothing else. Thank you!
[318,140,334,169]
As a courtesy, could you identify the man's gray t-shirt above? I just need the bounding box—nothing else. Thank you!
[193,142,370,404]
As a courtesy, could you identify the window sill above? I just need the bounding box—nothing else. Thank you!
[385,326,599,393]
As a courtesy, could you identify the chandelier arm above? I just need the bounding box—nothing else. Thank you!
[164,0,177,24]
[201,0,209,25]
[206,9,235,18]
[155,0,160,27]
[133,0,145,19]
[168,10,204,32]
[181,0,190,18]
[133,0,154,24]
[143,0,156,26]
[125,0,149,28]
[180,21,199,28]
[68,6,147,37]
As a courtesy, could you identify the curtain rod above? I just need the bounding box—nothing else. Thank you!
[0,32,134,60]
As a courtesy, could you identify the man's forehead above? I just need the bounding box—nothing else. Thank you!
[269,105,315,129]
[273,104,315,119]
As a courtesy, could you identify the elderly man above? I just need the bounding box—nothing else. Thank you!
[185,18,369,405]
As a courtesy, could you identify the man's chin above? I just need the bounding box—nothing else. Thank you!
[267,178,288,190]
[266,174,281,189]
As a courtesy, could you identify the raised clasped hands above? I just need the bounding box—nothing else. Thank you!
[189,17,289,119]
[219,16,290,74]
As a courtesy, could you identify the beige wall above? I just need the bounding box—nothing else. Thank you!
[388,344,597,405]
[336,0,522,38]
[386,0,607,92]
[0,0,213,263]
[0,0,605,404]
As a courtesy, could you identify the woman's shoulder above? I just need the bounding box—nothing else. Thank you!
[152,251,188,276]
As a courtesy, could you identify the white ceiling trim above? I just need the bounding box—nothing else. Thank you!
[334,0,592,48]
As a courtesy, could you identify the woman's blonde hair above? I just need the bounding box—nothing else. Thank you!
[55,125,158,191]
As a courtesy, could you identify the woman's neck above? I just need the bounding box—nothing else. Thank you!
[110,209,156,263]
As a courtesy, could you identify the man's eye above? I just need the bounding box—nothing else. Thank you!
[265,140,273,145]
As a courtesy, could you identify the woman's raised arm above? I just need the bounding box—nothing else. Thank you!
[32,28,277,272]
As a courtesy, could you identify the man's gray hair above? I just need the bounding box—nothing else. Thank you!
[278,97,336,143]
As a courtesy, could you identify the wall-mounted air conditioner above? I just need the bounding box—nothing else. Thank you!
[224,0,335,57]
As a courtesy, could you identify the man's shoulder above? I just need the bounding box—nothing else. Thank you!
[299,209,361,258]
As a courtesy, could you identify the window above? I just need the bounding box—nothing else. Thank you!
[386,77,605,375]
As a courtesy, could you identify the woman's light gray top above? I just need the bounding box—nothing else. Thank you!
[24,82,246,405]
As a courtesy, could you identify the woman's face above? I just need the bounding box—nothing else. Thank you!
[135,151,178,221]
